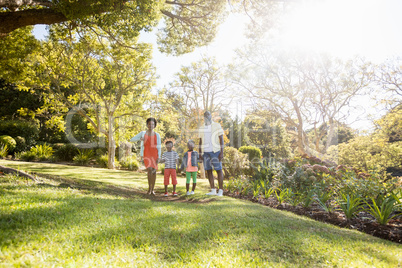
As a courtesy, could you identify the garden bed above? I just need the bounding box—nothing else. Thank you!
[225,191,402,244]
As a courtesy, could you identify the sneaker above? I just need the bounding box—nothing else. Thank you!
[206,189,217,196]
[173,192,178,196]
[186,191,191,195]
[217,189,224,196]
[164,192,168,197]
[190,191,194,195]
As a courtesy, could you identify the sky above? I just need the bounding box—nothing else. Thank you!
[33,0,402,130]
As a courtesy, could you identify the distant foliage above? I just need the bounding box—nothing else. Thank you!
[326,136,402,173]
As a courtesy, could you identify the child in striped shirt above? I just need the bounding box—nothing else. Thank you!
[160,141,179,196]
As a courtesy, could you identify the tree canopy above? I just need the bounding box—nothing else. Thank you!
[0,0,230,55]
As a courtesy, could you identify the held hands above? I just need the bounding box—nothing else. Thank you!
[218,151,223,161]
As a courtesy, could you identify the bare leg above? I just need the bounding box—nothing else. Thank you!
[207,169,214,189]
[146,168,152,194]
[164,185,168,193]
[150,169,156,195]
[217,170,224,190]
[192,183,197,191]
[186,183,190,192]
[173,184,176,193]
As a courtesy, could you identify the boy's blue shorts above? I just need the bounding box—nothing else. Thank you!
[203,151,222,171]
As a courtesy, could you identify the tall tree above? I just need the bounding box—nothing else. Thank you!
[232,49,372,156]
[232,49,311,155]
[35,28,155,169]
[169,57,231,117]
[303,55,373,153]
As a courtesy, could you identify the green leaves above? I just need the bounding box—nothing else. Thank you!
[365,195,401,225]
[0,27,40,87]
[0,144,8,158]
[158,0,227,55]
[274,188,289,205]
[337,194,363,220]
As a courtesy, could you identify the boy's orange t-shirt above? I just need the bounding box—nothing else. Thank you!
[186,151,198,172]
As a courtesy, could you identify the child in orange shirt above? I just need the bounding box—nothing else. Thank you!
[180,140,200,195]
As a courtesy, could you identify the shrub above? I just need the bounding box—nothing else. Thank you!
[14,136,27,153]
[96,153,119,168]
[337,194,363,220]
[30,143,54,161]
[275,188,290,205]
[95,147,108,157]
[301,188,316,208]
[0,120,39,147]
[0,135,16,153]
[17,151,36,161]
[365,195,401,225]
[239,146,262,166]
[54,144,79,162]
[97,154,108,168]
[120,155,139,171]
[334,169,386,199]
[223,147,249,178]
[287,189,304,206]
[73,149,94,165]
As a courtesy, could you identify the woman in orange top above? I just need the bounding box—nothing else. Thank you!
[130,118,161,195]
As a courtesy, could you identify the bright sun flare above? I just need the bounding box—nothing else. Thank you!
[279,0,397,60]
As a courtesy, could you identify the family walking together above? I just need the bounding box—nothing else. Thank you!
[130,111,224,197]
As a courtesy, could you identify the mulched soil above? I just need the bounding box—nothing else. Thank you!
[225,190,402,244]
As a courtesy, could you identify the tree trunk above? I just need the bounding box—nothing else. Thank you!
[296,125,307,155]
[107,116,116,169]
[200,162,205,179]
[325,119,335,153]
[293,101,308,156]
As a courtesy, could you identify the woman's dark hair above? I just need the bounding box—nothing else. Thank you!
[146,117,157,127]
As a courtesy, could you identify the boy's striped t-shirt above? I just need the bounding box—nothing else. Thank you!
[161,151,179,169]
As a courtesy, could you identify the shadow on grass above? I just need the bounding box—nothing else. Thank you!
[31,172,214,204]
[1,178,400,267]
[1,166,400,266]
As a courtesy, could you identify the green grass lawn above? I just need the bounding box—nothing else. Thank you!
[0,160,401,267]
[0,160,211,194]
